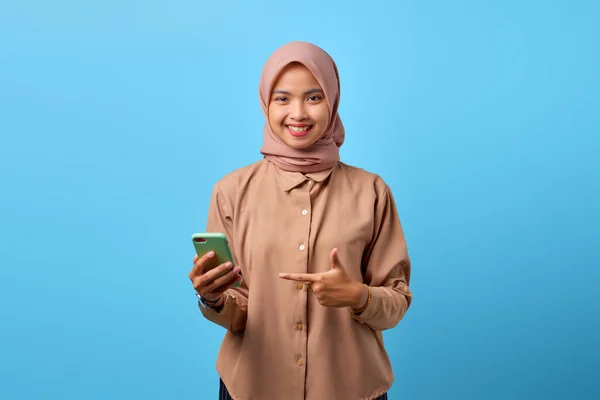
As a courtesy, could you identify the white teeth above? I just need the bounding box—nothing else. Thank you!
[288,125,310,132]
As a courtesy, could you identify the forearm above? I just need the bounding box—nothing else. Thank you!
[350,283,412,331]
[198,290,248,333]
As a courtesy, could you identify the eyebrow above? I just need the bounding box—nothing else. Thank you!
[272,88,324,96]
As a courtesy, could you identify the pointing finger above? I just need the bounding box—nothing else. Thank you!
[278,272,320,282]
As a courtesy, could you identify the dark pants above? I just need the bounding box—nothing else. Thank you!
[219,379,388,400]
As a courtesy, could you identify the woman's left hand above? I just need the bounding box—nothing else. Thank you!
[278,248,368,309]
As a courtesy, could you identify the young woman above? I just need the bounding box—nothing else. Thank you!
[188,41,412,400]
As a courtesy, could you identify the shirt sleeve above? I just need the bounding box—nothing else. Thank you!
[197,182,249,333]
[349,183,413,331]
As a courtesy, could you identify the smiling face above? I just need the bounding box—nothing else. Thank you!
[267,63,331,150]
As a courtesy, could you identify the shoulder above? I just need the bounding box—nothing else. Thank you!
[212,159,270,197]
[335,162,390,196]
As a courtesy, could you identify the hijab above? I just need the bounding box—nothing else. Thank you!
[259,41,345,173]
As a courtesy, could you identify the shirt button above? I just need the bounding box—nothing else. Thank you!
[301,209,308,215]
[296,323,303,330]
[307,180,313,186]
[296,283,304,290]
[297,359,304,366]
[299,244,305,251]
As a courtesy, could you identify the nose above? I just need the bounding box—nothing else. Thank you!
[290,100,307,120]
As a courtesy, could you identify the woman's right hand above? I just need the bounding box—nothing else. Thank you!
[189,251,242,302]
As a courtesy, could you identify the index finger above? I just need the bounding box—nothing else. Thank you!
[278,272,320,282]
[191,251,215,275]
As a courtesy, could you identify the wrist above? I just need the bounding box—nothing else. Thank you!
[351,283,369,310]
[196,291,223,305]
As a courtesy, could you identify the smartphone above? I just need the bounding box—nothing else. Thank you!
[191,232,241,288]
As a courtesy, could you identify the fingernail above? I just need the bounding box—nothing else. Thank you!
[225,262,232,268]
[278,273,286,277]
[207,251,214,257]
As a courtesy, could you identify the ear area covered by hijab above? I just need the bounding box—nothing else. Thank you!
[259,41,345,173]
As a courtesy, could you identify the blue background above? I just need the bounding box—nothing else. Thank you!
[1,1,599,399]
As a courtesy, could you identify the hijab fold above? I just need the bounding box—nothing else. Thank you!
[259,41,345,173]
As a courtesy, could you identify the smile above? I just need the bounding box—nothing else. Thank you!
[286,125,313,137]
[287,125,312,132]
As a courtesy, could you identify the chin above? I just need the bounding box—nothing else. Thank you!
[277,128,323,150]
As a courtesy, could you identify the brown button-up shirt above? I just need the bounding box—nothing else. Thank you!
[199,159,412,400]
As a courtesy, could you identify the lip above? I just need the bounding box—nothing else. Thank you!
[286,124,313,137]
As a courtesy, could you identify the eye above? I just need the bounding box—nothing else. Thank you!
[274,96,288,102]
[308,95,323,102]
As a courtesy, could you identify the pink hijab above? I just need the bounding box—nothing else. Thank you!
[259,41,345,173]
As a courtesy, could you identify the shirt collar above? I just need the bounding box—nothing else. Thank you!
[275,166,334,192]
